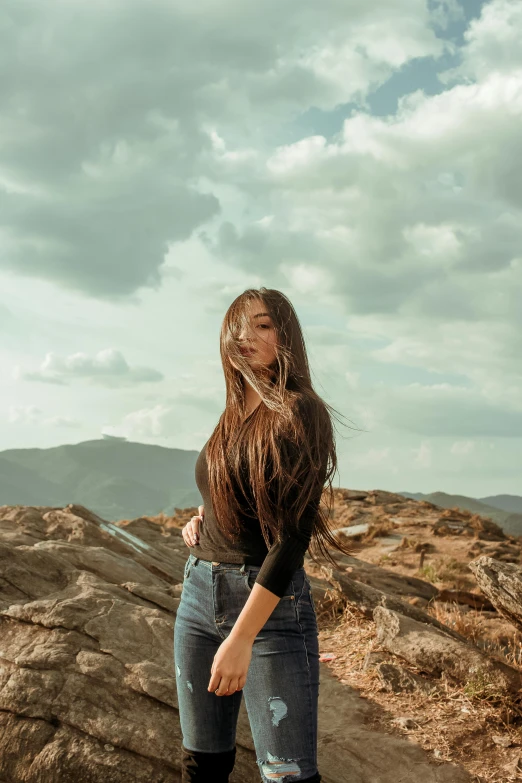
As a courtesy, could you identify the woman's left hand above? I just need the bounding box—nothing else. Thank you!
[208,635,253,696]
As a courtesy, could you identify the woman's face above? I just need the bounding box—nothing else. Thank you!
[228,299,278,372]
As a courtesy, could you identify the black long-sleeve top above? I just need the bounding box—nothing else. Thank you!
[191,413,327,598]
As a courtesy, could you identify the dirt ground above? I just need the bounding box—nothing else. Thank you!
[307,520,522,783]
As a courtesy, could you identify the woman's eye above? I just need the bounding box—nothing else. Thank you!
[258,324,270,329]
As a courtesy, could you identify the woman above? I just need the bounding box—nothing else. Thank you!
[174,287,354,782]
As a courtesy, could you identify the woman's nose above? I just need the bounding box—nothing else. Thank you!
[238,325,253,342]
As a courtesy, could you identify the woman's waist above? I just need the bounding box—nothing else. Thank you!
[188,532,268,566]
[187,549,264,568]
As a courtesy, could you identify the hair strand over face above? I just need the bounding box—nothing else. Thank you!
[205,287,363,569]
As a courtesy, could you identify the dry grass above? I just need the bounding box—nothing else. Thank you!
[313,585,522,783]
[361,522,395,543]
[427,600,487,644]
[494,634,522,670]
[428,600,522,670]
[416,556,475,590]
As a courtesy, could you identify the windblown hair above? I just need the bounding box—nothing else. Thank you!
[205,287,361,570]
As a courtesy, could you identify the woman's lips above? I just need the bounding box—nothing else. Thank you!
[239,347,256,355]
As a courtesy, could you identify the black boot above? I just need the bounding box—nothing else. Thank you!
[181,744,236,782]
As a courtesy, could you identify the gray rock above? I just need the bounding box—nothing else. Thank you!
[375,662,440,694]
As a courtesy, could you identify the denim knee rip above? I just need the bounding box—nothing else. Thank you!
[259,750,301,779]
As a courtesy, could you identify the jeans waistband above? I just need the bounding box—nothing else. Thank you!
[187,553,262,573]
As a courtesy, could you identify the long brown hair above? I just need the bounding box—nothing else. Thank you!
[206,287,362,571]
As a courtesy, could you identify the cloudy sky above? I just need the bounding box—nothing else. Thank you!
[1,0,521,498]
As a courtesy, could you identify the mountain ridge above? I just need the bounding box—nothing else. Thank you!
[0,438,202,521]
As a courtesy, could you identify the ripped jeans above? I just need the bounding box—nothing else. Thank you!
[174,553,321,782]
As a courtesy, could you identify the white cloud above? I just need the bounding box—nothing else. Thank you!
[412,441,432,468]
[13,349,163,387]
[0,0,445,298]
[453,0,522,80]
[102,403,174,440]
[280,262,332,295]
[450,440,474,455]
[350,446,391,469]
[345,371,360,389]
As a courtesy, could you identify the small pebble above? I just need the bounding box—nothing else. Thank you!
[394,716,417,730]
[319,652,336,662]
[492,734,512,748]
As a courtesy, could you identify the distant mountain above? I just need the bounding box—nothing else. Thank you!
[0,439,202,521]
[479,494,522,515]
[397,490,522,537]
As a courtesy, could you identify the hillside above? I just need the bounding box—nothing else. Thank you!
[481,496,522,515]
[399,490,522,537]
[0,439,201,520]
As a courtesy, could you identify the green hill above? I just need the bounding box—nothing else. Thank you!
[0,438,202,521]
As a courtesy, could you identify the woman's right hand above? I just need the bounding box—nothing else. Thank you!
[182,505,204,547]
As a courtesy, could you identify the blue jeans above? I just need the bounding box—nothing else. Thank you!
[174,553,321,782]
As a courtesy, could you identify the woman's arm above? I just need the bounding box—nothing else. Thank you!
[229,582,281,643]
[252,413,328,597]
[207,580,283,696]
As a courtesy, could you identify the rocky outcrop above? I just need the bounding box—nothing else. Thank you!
[0,503,473,782]
[0,505,188,783]
[313,566,467,642]
[319,551,439,601]
[469,556,522,633]
[373,606,521,698]
[331,488,508,541]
